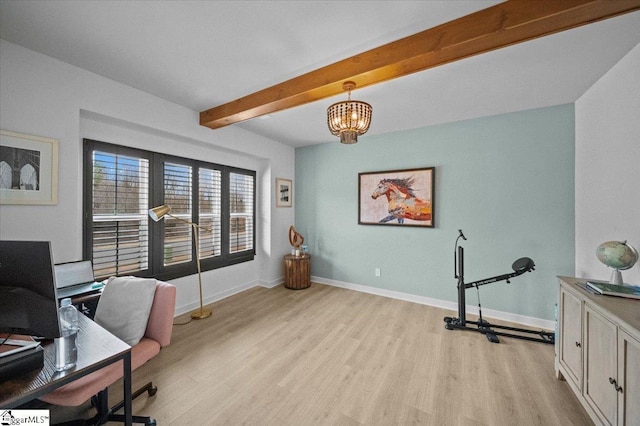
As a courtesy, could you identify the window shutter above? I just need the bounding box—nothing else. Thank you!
[85,140,256,281]
[199,168,222,259]
[91,151,149,279]
[229,172,254,253]
[163,162,193,266]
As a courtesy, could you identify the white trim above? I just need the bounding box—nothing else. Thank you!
[312,275,555,331]
[174,273,556,331]
[259,277,284,289]
[173,279,257,316]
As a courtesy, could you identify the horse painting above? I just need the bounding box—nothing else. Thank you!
[371,177,432,224]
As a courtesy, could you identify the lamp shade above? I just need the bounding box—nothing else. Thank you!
[149,205,171,222]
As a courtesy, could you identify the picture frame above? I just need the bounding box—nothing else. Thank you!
[359,167,434,227]
[0,130,59,205]
[276,177,292,207]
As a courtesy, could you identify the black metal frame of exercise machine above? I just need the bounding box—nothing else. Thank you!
[443,230,555,344]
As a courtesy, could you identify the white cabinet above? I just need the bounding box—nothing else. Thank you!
[556,277,640,426]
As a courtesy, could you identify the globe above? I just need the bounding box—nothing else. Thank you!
[596,240,639,284]
[596,241,639,270]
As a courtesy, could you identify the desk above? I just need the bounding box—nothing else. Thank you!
[0,313,133,425]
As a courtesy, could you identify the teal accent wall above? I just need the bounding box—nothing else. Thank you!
[295,104,575,320]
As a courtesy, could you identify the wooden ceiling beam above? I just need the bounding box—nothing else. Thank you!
[200,0,640,130]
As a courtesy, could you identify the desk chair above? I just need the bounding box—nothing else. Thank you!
[41,280,176,426]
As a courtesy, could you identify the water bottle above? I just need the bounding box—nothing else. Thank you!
[55,298,78,371]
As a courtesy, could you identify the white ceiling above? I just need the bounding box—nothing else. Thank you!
[1,1,639,147]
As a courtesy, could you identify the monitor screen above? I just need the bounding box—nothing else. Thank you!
[0,240,61,338]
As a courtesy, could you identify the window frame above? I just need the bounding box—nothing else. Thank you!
[83,139,256,281]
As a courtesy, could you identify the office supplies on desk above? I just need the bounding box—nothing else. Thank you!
[0,336,40,359]
[0,345,44,383]
[1,335,43,381]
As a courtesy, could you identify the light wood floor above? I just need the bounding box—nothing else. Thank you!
[51,283,592,425]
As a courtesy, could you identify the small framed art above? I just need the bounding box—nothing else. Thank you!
[276,177,292,207]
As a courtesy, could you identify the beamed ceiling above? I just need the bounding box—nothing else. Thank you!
[1,0,640,147]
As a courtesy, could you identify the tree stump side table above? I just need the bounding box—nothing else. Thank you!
[283,253,311,290]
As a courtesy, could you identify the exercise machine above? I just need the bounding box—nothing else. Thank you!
[443,230,555,344]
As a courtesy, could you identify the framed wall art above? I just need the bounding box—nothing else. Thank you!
[276,177,292,207]
[359,167,434,227]
[0,130,59,205]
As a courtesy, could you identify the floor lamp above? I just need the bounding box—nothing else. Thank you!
[149,204,212,320]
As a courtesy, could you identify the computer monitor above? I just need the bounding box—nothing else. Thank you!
[0,240,61,338]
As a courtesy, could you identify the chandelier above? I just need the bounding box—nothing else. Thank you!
[327,81,372,144]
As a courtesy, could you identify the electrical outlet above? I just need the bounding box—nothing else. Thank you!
[375,268,381,277]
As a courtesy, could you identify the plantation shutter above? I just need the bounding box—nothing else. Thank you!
[199,168,222,259]
[229,172,254,254]
[90,150,149,279]
[163,162,193,266]
[85,139,256,280]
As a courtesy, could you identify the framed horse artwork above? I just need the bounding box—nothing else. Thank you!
[358,167,435,227]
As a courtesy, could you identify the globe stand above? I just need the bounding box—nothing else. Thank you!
[610,269,624,285]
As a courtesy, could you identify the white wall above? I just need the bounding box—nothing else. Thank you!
[575,43,640,284]
[0,40,295,314]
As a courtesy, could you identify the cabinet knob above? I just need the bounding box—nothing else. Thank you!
[609,377,623,393]
[575,341,581,347]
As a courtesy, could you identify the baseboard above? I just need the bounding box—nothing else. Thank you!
[312,275,555,331]
[259,277,284,289]
[174,274,555,331]
[174,280,258,316]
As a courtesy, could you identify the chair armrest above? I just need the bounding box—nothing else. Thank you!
[144,281,176,347]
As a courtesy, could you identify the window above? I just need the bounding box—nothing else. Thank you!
[162,162,193,267]
[88,149,149,278]
[229,172,254,254]
[83,139,256,281]
[198,168,222,259]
